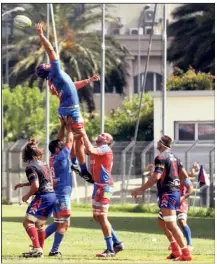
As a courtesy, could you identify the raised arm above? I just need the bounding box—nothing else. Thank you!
[35,23,57,61]
[76,128,99,155]
[74,75,100,90]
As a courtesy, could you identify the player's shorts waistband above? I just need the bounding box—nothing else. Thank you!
[59,105,79,109]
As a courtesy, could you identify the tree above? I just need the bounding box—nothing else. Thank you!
[3,85,59,142]
[167,4,215,74]
[3,85,153,142]
[2,3,129,112]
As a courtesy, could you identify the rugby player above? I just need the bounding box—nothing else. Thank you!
[14,139,56,258]
[45,117,74,256]
[35,23,99,180]
[77,128,124,257]
[131,135,192,261]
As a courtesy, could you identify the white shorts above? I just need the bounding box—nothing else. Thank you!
[177,212,187,220]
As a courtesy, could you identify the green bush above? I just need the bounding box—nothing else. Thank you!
[71,203,214,218]
[167,67,215,91]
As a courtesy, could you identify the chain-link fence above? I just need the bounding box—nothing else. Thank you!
[2,140,215,207]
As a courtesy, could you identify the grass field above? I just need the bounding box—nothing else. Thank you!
[2,204,215,264]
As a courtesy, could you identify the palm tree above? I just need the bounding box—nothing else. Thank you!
[167,3,215,74]
[2,3,130,112]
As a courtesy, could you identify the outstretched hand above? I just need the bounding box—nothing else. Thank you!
[35,23,44,36]
[89,75,100,82]
[14,183,23,191]
[131,187,143,199]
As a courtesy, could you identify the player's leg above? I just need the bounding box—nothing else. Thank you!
[22,217,43,257]
[157,211,176,243]
[58,108,90,177]
[35,192,56,249]
[45,222,57,239]
[22,196,46,258]
[93,184,122,257]
[49,220,70,257]
[177,212,192,249]
[70,140,80,173]
[160,192,192,261]
[35,218,46,250]
[49,195,71,256]
[157,212,179,259]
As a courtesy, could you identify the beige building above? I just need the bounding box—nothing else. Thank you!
[151,90,215,141]
[86,4,181,113]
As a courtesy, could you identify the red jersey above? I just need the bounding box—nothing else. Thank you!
[90,144,113,185]
[178,178,193,213]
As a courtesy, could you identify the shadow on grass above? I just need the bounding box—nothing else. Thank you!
[2,215,214,240]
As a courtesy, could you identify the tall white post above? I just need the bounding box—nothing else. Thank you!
[100,4,105,133]
[162,4,167,135]
[45,4,50,164]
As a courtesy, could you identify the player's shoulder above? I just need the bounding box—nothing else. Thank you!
[97,144,112,153]
[155,153,164,161]
[25,165,34,172]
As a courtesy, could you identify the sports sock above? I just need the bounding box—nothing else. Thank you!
[25,225,41,248]
[181,247,191,255]
[105,236,114,252]
[51,232,64,253]
[38,229,45,249]
[182,225,192,246]
[80,163,88,173]
[171,241,180,252]
[45,223,57,239]
[71,156,78,165]
[111,227,121,244]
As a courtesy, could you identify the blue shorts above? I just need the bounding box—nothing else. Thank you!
[53,195,71,218]
[58,106,84,128]
[26,192,56,220]
[158,191,180,210]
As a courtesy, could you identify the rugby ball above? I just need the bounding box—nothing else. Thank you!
[14,15,32,29]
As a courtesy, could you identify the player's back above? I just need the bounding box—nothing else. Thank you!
[156,150,182,195]
[49,60,79,107]
[25,160,54,194]
[50,146,72,196]
[90,144,113,185]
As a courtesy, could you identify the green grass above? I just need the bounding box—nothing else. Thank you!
[2,204,215,264]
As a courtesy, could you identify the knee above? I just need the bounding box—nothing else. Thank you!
[56,223,68,234]
[98,214,107,224]
[93,214,99,222]
[23,218,33,229]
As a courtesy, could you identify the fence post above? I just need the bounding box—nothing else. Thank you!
[185,141,198,171]
[209,147,215,208]
[141,141,154,202]
[7,141,19,203]
[121,141,135,203]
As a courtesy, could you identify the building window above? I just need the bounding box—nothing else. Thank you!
[178,123,195,141]
[198,123,215,140]
[134,72,162,93]
[175,121,215,141]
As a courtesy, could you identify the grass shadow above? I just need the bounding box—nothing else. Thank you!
[2,215,214,240]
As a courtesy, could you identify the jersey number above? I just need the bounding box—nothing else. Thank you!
[171,160,178,177]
